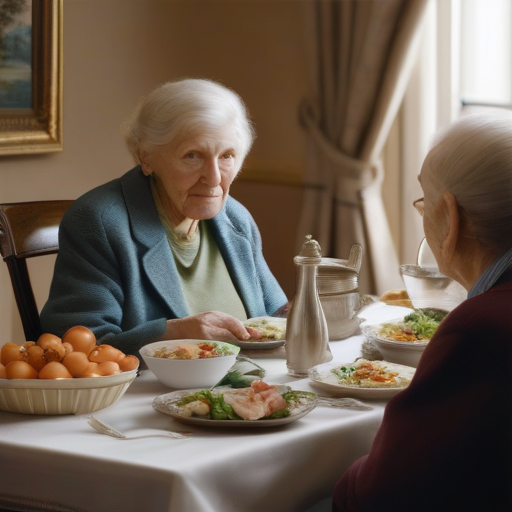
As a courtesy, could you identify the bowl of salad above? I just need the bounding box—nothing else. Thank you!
[139,339,240,389]
[362,309,447,367]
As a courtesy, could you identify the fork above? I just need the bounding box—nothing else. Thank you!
[87,415,192,440]
[316,397,373,410]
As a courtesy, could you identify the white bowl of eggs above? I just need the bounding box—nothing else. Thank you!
[139,339,240,389]
[0,326,139,415]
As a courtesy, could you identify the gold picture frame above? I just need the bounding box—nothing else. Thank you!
[0,0,63,155]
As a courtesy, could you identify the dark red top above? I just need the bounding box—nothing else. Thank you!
[333,272,512,511]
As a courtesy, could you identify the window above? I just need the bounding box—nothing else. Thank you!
[398,0,512,265]
[460,0,512,108]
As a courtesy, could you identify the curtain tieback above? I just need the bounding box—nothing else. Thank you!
[299,98,375,190]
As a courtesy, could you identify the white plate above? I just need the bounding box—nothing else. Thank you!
[152,388,317,428]
[234,316,286,350]
[230,338,286,350]
[309,360,415,399]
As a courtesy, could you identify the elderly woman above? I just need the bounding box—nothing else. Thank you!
[40,78,287,355]
[333,111,512,511]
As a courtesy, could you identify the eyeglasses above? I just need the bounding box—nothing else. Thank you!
[413,197,424,216]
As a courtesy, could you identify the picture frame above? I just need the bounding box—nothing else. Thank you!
[0,0,63,156]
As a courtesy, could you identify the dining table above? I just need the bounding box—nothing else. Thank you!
[0,303,409,512]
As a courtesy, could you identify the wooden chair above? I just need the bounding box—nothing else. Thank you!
[0,200,74,341]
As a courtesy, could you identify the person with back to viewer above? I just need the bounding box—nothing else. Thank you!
[333,110,512,511]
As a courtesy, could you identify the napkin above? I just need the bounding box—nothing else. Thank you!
[361,338,384,361]
[215,355,266,388]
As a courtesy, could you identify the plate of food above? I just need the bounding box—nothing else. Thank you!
[309,358,416,399]
[233,317,286,349]
[361,308,447,367]
[364,308,447,344]
[152,380,317,427]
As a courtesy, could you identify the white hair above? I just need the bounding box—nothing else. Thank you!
[121,78,255,165]
[427,110,512,252]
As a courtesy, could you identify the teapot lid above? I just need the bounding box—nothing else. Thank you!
[294,234,322,264]
[318,243,363,275]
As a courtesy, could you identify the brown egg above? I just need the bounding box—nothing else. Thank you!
[5,360,38,379]
[118,355,140,372]
[26,345,47,372]
[62,351,90,377]
[38,361,73,379]
[45,347,66,363]
[62,326,97,355]
[118,354,140,372]
[37,333,66,362]
[1,342,24,366]
[80,361,101,378]
[0,363,7,379]
[89,344,124,363]
[62,342,74,355]
[97,361,121,376]
[37,333,62,348]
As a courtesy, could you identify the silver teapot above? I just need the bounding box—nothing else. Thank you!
[317,243,374,340]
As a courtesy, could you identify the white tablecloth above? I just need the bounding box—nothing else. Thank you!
[0,304,406,512]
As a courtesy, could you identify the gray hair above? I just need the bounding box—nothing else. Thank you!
[428,110,512,252]
[122,78,255,166]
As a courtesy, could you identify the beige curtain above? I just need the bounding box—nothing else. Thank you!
[298,0,430,294]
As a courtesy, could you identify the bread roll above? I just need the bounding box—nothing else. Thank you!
[380,289,413,308]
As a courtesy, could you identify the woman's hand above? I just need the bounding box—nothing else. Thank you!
[160,312,251,341]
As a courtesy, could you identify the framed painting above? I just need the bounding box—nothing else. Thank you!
[0,0,63,155]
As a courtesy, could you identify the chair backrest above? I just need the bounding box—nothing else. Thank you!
[0,200,74,341]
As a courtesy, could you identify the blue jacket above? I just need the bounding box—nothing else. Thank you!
[40,167,287,355]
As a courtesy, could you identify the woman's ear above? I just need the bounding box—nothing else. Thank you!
[441,191,459,265]
[139,151,152,176]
